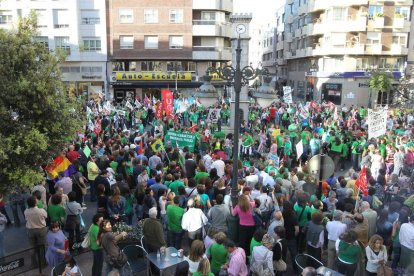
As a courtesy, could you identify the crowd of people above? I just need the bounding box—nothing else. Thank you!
[1,96,414,276]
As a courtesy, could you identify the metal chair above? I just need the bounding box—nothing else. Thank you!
[294,253,324,273]
[51,262,67,276]
[122,244,148,275]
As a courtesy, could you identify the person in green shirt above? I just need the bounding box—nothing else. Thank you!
[166,196,185,249]
[89,213,104,276]
[47,195,66,225]
[192,258,214,276]
[250,228,266,262]
[330,137,343,172]
[288,122,299,145]
[351,136,365,171]
[241,131,254,158]
[169,174,185,195]
[195,164,210,184]
[206,232,228,275]
[336,230,362,276]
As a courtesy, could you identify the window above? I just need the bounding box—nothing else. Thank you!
[367,32,380,45]
[119,9,133,24]
[368,5,383,19]
[329,7,347,21]
[141,61,161,71]
[54,36,70,55]
[169,9,183,23]
[392,34,407,46]
[83,38,101,51]
[81,10,100,25]
[81,66,102,73]
[144,9,158,23]
[145,36,158,49]
[395,6,410,20]
[120,36,133,49]
[53,9,69,28]
[323,58,344,71]
[356,58,370,71]
[201,11,216,21]
[34,9,47,27]
[17,9,22,18]
[33,36,49,48]
[113,61,136,71]
[169,36,183,49]
[0,10,12,24]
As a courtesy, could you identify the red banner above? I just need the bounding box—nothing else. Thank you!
[155,102,163,119]
[355,166,368,196]
[162,89,174,117]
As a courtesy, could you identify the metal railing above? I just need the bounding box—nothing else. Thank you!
[0,245,45,275]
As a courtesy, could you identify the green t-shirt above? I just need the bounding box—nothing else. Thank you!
[47,204,65,224]
[242,135,254,147]
[169,180,185,194]
[207,243,228,270]
[167,204,184,232]
[380,144,386,158]
[288,124,298,138]
[37,201,44,209]
[294,204,311,227]
[195,171,210,184]
[331,142,343,153]
[89,224,101,251]
[301,131,312,145]
[250,238,262,260]
[284,141,292,156]
[213,131,225,139]
[276,135,284,147]
[193,273,214,276]
[337,241,362,264]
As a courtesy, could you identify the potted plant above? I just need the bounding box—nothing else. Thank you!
[112,221,144,249]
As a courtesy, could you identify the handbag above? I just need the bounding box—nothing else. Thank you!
[108,250,128,269]
[273,240,287,272]
[377,264,393,276]
[81,225,92,248]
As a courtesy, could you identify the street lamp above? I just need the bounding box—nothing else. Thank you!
[205,36,269,205]
[253,75,279,107]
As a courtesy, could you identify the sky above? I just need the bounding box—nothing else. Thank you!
[233,0,284,23]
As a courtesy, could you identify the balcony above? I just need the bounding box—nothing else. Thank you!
[287,0,294,4]
[276,58,287,65]
[390,44,408,55]
[285,52,292,59]
[192,46,232,60]
[308,0,368,12]
[285,33,292,42]
[306,17,367,35]
[192,21,232,37]
[312,43,365,56]
[193,0,233,12]
[294,28,302,38]
[287,14,293,24]
[365,44,382,55]
[369,17,384,29]
[393,17,406,29]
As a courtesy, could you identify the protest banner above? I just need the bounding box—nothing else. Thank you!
[368,109,387,139]
[283,86,293,104]
[296,140,304,159]
[162,89,174,116]
[164,131,196,152]
[207,109,221,122]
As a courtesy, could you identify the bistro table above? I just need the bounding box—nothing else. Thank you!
[147,247,185,276]
[316,266,345,276]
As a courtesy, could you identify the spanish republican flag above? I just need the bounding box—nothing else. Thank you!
[45,156,75,179]
[151,139,164,153]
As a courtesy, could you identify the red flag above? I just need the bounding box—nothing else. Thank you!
[189,124,198,133]
[138,140,143,155]
[355,166,368,196]
[144,95,152,106]
[162,89,174,117]
[155,102,163,119]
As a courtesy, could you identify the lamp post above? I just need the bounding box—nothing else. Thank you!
[206,36,269,205]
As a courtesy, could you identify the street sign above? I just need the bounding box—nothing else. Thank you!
[307,154,335,181]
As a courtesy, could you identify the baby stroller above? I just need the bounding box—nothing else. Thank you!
[295,254,323,273]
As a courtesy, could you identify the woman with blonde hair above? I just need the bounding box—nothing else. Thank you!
[184,240,206,274]
[193,258,214,276]
[365,234,387,276]
[232,195,255,257]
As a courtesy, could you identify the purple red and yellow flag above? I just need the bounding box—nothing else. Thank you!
[45,156,75,179]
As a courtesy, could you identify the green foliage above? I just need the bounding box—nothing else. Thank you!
[394,13,404,18]
[374,12,384,18]
[0,13,84,193]
[369,71,392,93]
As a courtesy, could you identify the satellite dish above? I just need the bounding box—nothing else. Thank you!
[307,154,335,181]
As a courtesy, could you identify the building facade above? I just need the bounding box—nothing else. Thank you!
[0,0,108,99]
[106,0,233,103]
[271,0,413,106]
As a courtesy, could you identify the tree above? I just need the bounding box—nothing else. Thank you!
[0,14,84,193]
[369,71,393,106]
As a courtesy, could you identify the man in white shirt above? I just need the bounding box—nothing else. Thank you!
[326,210,347,270]
[210,154,225,178]
[202,151,213,172]
[245,167,259,188]
[399,216,414,272]
[263,170,276,188]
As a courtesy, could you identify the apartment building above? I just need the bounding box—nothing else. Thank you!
[273,0,413,106]
[0,0,108,99]
[107,0,233,102]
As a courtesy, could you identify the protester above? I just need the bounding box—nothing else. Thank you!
[45,221,67,267]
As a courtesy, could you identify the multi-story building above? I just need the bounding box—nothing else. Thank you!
[107,0,233,103]
[273,0,413,106]
[0,0,108,99]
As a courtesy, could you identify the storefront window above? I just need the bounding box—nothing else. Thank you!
[322,83,342,105]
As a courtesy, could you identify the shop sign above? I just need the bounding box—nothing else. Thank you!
[113,72,192,81]
[0,258,24,274]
